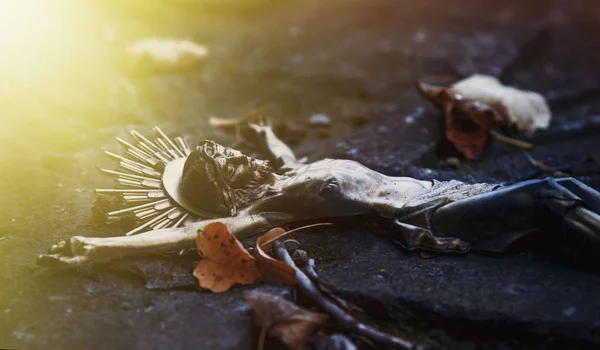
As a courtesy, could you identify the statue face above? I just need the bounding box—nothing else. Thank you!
[181,141,273,216]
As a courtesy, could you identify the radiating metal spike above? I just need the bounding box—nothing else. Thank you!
[96,189,153,194]
[154,126,185,158]
[104,150,162,177]
[130,130,162,153]
[167,149,180,159]
[154,138,181,160]
[116,178,147,188]
[139,179,161,188]
[184,216,196,226]
[171,213,189,228]
[97,166,153,181]
[167,208,183,220]
[151,217,172,230]
[116,137,152,159]
[175,137,192,155]
[137,142,162,159]
[155,138,171,153]
[107,199,169,217]
[115,177,161,189]
[135,208,161,219]
[123,198,153,204]
[147,190,166,198]
[126,208,177,236]
[123,195,155,201]
[127,148,161,167]
[118,162,144,175]
[153,150,173,164]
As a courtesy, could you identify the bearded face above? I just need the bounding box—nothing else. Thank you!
[181,141,274,216]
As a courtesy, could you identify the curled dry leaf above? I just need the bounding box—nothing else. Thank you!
[193,222,261,293]
[255,227,298,285]
[452,74,551,134]
[254,223,332,284]
[124,37,209,72]
[245,290,328,350]
[416,81,504,160]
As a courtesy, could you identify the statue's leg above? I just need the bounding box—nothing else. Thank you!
[432,177,600,257]
[390,220,471,254]
[555,177,600,212]
[390,199,471,254]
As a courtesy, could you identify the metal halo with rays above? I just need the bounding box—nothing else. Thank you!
[95,126,207,236]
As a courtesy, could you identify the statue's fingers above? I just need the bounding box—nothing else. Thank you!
[48,240,71,254]
[47,239,71,255]
[37,253,86,268]
[36,254,66,267]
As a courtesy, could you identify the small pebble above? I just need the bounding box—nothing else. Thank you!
[563,307,577,317]
[292,250,308,265]
[308,113,332,127]
[441,157,461,169]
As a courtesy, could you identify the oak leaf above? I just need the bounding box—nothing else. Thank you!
[416,81,504,160]
[193,222,261,293]
[255,227,297,285]
[245,290,328,350]
[124,38,209,72]
[452,74,551,134]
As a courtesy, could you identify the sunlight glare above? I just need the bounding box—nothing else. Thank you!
[0,0,48,48]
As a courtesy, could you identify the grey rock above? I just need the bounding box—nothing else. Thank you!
[299,228,600,346]
[308,113,332,127]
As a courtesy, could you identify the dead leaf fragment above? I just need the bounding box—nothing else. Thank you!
[452,74,551,134]
[416,81,504,160]
[255,227,297,285]
[245,290,328,350]
[124,37,209,72]
[193,222,261,293]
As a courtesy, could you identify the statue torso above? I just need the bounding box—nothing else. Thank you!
[250,159,437,220]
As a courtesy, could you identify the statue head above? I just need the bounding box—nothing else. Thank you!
[181,141,274,216]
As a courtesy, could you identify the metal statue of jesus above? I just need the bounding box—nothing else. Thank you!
[38,123,600,267]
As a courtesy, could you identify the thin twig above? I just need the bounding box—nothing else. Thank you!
[257,325,268,350]
[301,259,365,318]
[273,242,420,350]
[259,223,333,249]
[303,258,320,282]
[490,130,533,149]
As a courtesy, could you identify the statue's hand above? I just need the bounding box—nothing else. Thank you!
[37,236,96,267]
[245,122,274,149]
[247,120,272,137]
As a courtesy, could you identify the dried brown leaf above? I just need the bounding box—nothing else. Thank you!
[452,74,551,134]
[124,38,209,72]
[416,80,504,160]
[255,227,298,285]
[245,290,328,350]
[193,222,261,293]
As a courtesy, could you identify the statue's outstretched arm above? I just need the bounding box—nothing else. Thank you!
[37,213,272,268]
[248,123,299,169]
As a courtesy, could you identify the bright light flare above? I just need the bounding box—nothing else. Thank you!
[0,0,48,48]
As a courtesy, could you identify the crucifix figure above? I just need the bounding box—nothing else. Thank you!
[37,123,600,268]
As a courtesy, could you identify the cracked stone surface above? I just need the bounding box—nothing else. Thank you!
[297,227,600,348]
[2,0,600,349]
